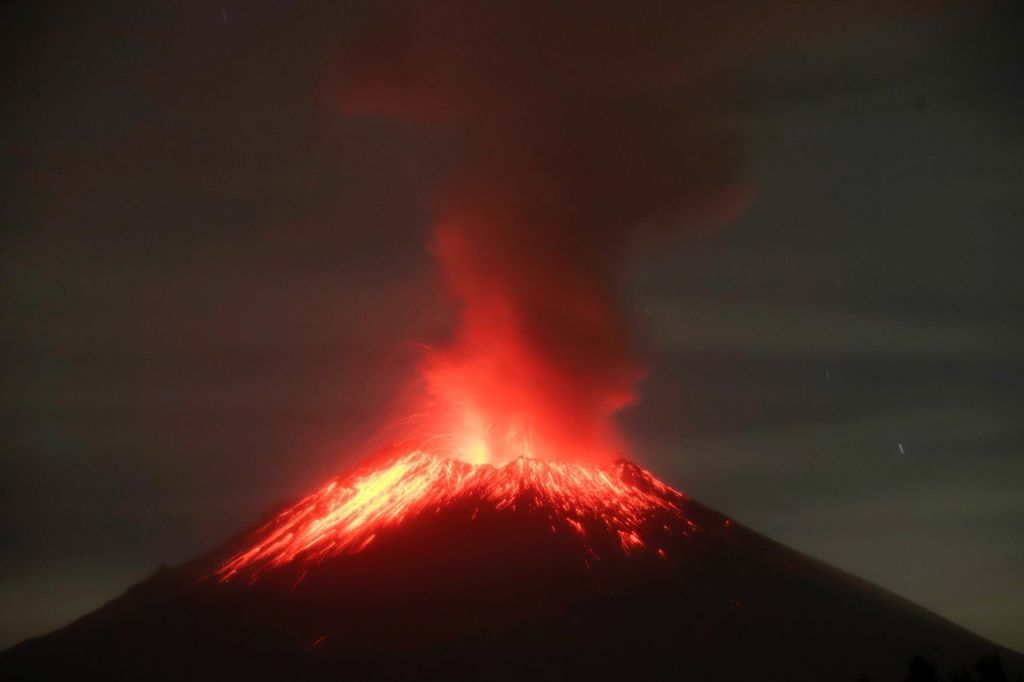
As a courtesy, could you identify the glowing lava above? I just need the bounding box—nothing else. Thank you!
[216,450,694,584]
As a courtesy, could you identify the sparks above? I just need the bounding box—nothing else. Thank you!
[216,450,692,583]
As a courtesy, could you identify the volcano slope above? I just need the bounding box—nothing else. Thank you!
[2,451,1020,681]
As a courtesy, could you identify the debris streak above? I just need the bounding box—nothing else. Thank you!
[217,451,689,583]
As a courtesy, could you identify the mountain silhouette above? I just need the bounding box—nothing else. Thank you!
[2,450,1020,681]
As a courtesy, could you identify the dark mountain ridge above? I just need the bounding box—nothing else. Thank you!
[2,452,1019,681]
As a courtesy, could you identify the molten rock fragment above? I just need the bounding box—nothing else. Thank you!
[217,450,695,584]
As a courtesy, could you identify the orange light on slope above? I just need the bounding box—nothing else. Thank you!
[216,450,691,584]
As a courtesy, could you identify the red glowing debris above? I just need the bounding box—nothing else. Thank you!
[304,636,327,651]
[216,450,691,583]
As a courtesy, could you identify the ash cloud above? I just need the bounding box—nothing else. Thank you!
[332,0,952,461]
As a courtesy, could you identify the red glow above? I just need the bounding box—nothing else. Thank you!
[216,450,693,584]
[412,186,645,467]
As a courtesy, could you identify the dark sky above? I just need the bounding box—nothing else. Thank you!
[2,0,1023,652]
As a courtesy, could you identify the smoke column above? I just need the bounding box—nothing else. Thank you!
[335,0,950,464]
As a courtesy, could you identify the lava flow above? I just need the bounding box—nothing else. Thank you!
[216,450,696,584]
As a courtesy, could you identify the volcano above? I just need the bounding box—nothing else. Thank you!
[2,450,1019,681]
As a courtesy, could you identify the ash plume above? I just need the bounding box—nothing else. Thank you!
[334,0,951,463]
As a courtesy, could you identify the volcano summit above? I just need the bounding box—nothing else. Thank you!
[2,449,1019,681]
[216,451,691,584]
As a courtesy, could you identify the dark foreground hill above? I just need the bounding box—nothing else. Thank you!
[2,451,1020,681]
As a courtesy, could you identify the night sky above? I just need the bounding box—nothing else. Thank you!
[2,1,1023,653]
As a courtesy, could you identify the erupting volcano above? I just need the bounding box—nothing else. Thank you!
[215,451,693,585]
[4,2,1021,680]
[5,441,1020,681]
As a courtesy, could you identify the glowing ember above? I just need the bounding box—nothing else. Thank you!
[216,450,692,583]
